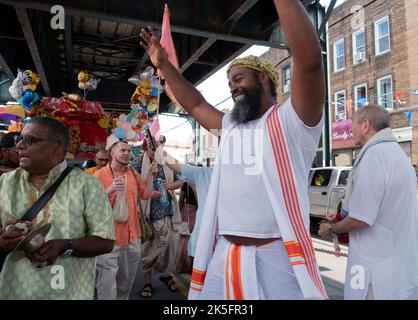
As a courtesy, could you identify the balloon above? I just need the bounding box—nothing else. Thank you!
[32,73,41,86]
[78,70,89,83]
[141,66,154,81]
[78,82,87,90]
[131,108,138,115]
[127,115,133,122]
[18,89,35,110]
[147,102,158,113]
[123,122,131,131]
[32,92,40,104]
[20,70,32,85]
[84,76,100,91]
[128,74,141,86]
[119,114,127,122]
[150,87,159,97]
[131,118,139,126]
[126,130,135,140]
[115,128,125,139]
[24,70,39,85]
[9,78,23,100]
[23,84,37,92]
[98,117,110,128]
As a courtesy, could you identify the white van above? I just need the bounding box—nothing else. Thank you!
[308,166,352,219]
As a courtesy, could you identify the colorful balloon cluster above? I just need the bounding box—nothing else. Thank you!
[8,69,41,111]
[113,109,149,143]
[78,70,100,92]
[129,66,160,114]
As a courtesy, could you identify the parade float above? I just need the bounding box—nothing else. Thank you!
[3,66,165,161]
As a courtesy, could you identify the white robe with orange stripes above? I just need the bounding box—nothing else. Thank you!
[189,98,328,300]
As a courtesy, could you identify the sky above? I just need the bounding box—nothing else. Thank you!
[159,0,348,141]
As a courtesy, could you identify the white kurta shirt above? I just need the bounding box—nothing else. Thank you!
[345,141,418,299]
[217,98,323,238]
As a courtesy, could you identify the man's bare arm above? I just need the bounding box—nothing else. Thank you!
[155,145,181,174]
[273,0,325,126]
[331,217,369,234]
[140,28,224,131]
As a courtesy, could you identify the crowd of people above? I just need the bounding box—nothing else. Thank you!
[1,0,418,300]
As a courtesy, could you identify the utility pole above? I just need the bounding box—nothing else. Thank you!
[308,0,332,166]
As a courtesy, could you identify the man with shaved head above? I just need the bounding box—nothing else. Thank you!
[94,140,155,300]
[85,149,111,175]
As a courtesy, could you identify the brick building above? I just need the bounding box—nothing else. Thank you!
[328,0,418,165]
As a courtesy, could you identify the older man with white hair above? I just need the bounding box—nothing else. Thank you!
[320,105,418,300]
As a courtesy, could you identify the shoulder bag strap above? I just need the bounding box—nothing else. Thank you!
[21,166,73,221]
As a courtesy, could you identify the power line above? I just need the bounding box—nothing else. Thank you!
[214,96,232,107]
[160,120,190,134]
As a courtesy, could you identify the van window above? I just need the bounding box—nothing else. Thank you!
[338,170,350,186]
[310,170,332,187]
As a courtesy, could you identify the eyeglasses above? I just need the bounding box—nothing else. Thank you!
[15,135,60,146]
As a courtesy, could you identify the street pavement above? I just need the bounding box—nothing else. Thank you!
[129,237,347,300]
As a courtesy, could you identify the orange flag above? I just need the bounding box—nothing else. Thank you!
[159,4,179,105]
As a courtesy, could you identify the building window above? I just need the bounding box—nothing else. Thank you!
[333,39,345,72]
[354,83,368,110]
[282,66,291,93]
[334,90,346,121]
[353,29,366,64]
[377,75,393,109]
[375,16,390,55]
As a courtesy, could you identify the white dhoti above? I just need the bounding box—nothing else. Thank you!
[199,237,304,300]
[190,100,327,300]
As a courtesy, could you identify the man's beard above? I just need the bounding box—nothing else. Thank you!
[230,85,263,124]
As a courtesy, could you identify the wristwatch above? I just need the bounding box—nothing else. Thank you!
[62,239,73,258]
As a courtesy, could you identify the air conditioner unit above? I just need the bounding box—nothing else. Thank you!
[283,84,290,93]
[335,113,345,121]
[355,52,366,63]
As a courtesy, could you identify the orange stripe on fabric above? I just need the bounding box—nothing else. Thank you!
[291,261,306,266]
[284,242,304,257]
[192,269,206,274]
[272,111,323,293]
[191,270,206,285]
[271,109,327,297]
[270,108,323,294]
[273,110,327,297]
[225,243,231,300]
[231,245,244,300]
[267,106,327,298]
[190,286,202,292]
[276,111,327,298]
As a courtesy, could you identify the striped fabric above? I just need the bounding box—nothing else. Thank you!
[189,100,327,299]
[267,105,327,299]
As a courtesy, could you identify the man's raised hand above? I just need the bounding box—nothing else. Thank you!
[139,27,168,69]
